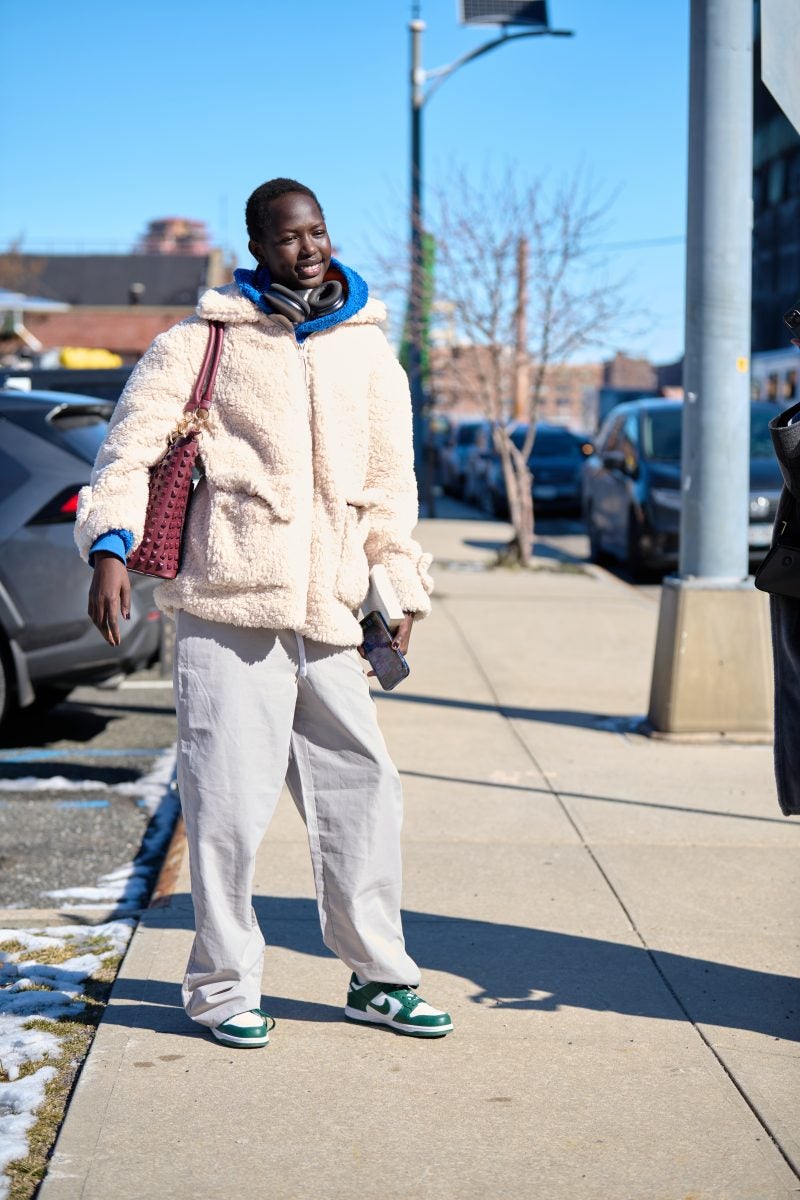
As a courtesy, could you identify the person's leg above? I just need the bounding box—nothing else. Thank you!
[284,638,420,986]
[174,612,297,1027]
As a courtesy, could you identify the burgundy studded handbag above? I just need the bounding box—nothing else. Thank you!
[126,320,225,579]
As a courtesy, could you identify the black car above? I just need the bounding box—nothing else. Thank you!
[482,423,590,517]
[0,389,162,726]
[582,398,783,578]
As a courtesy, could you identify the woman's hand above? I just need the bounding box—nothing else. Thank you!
[357,613,414,676]
[392,612,414,656]
[88,553,131,646]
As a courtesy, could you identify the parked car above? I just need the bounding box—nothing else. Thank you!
[439,417,486,498]
[0,389,162,727]
[481,423,590,517]
[581,398,782,578]
[461,421,494,507]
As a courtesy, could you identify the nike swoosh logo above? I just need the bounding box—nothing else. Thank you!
[371,998,392,1015]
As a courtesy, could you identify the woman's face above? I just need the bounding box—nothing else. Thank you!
[249,193,332,290]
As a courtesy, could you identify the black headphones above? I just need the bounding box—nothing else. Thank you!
[263,280,345,324]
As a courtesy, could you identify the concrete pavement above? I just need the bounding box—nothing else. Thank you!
[39,516,800,1200]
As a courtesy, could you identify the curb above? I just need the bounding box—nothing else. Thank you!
[149,814,186,909]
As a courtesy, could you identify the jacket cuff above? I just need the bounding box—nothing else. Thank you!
[89,529,134,567]
[384,551,434,618]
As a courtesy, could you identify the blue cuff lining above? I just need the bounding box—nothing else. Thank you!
[89,529,133,567]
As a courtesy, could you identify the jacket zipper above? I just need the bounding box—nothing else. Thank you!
[298,340,311,419]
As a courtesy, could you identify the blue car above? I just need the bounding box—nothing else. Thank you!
[581,398,783,578]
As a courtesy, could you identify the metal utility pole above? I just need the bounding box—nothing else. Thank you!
[409,18,430,514]
[649,0,772,735]
[679,0,752,579]
[513,236,529,422]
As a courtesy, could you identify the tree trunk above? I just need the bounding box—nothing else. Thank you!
[495,430,534,567]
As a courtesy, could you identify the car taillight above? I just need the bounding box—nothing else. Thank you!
[28,487,83,525]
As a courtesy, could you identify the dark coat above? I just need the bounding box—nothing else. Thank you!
[767,399,800,815]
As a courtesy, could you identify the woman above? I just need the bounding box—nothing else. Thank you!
[765,311,800,818]
[77,178,452,1046]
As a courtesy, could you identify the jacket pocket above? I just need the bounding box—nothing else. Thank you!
[334,501,371,609]
[206,487,293,588]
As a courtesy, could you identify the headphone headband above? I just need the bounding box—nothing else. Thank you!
[264,280,345,324]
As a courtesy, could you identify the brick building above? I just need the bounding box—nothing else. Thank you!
[0,238,233,362]
[429,343,655,431]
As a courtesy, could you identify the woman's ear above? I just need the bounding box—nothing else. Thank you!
[248,238,265,265]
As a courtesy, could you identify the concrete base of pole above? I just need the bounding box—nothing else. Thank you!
[648,576,773,735]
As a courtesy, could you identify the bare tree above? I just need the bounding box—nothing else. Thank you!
[372,168,638,565]
[0,239,47,296]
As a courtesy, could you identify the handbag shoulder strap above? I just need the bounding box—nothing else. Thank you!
[185,320,225,416]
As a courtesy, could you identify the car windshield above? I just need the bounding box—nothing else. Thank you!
[641,406,776,461]
[49,410,111,464]
[456,423,482,447]
[507,426,581,457]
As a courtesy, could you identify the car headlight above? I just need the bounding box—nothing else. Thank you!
[651,487,682,511]
[749,495,775,519]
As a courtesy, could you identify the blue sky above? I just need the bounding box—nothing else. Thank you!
[1,0,689,363]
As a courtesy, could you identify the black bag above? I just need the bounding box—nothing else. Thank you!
[754,532,800,599]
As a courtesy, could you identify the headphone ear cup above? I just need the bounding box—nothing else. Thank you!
[308,280,344,316]
[264,284,312,322]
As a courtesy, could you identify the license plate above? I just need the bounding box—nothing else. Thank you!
[533,485,558,499]
[748,525,772,547]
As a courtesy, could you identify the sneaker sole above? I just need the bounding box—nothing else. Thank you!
[211,1028,269,1048]
[344,1004,453,1037]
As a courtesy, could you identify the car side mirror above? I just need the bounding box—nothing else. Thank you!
[602,449,626,471]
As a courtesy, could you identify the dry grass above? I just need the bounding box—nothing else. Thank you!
[2,949,123,1200]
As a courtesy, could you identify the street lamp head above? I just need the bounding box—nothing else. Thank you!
[460,0,549,27]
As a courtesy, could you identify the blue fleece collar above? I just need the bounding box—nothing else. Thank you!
[233,257,369,343]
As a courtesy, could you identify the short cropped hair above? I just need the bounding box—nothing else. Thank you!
[245,178,323,240]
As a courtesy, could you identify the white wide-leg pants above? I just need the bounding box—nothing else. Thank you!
[173,610,420,1027]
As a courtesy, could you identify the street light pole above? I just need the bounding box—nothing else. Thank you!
[406,17,573,517]
[409,18,427,506]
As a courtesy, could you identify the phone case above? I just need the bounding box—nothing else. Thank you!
[360,611,411,691]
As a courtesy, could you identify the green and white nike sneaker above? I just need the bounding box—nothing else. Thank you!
[211,1009,274,1048]
[345,973,453,1037]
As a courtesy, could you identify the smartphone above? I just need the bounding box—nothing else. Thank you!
[359,610,410,691]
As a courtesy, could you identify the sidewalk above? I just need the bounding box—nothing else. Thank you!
[40,517,800,1200]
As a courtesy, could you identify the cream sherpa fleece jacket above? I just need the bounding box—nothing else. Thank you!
[74,283,433,646]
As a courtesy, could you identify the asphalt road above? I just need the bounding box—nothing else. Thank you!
[0,665,177,913]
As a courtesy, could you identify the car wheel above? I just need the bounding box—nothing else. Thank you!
[626,511,650,581]
[586,507,604,562]
[0,641,13,731]
[490,489,508,520]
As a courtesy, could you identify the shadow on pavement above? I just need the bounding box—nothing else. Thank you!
[462,538,585,564]
[103,895,800,1044]
[375,690,638,733]
[397,767,790,827]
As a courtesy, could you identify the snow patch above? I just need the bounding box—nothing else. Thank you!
[0,744,178,1192]
[0,1066,58,1198]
